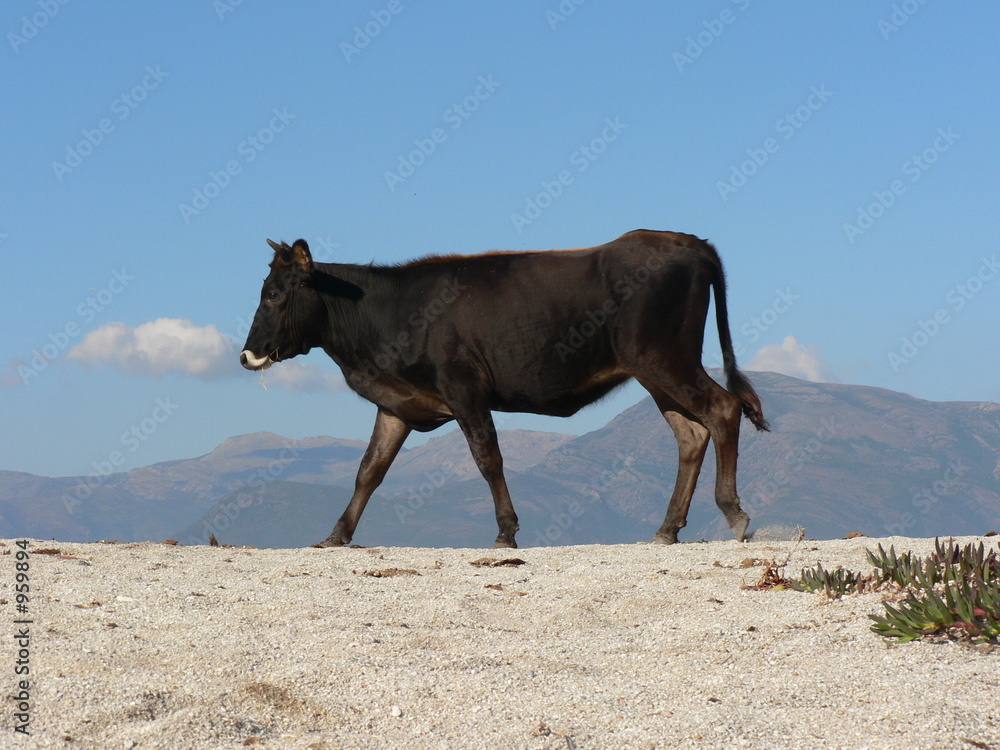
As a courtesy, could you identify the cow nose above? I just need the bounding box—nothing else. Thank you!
[239,351,249,368]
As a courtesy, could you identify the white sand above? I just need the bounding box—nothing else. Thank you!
[4,536,999,749]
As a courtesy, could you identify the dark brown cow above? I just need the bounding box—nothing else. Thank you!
[240,230,769,548]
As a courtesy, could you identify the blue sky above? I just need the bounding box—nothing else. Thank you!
[3,2,999,478]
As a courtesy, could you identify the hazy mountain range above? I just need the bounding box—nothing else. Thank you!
[2,372,998,547]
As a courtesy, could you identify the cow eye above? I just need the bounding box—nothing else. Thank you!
[266,290,280,303]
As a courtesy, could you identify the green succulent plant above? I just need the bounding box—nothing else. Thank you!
[787,538,1000,644]
[867,539,1000,644]
[791,562,870,598]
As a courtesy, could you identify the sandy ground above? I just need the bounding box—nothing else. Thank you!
[2,535,999,749]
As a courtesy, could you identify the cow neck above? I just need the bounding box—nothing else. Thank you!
[312,261,397,370]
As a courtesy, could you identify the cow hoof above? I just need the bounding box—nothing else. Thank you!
[311,536,348,548]
[651,533,678,545]
[729,513,750,543]
[491,539,518,549]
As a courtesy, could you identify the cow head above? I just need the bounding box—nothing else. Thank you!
[240,239,326,371]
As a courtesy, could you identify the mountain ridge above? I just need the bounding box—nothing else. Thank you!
[2,372,998,546]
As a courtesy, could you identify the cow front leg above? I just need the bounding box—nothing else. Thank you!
[315,409,410,547]
[457,412,519,548]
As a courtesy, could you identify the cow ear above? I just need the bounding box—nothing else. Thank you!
[291,239,313,271]
[312,271,364,301]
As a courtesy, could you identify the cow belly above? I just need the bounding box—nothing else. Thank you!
[493,370,631,417]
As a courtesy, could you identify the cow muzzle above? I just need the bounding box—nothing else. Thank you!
[240,349,276,371]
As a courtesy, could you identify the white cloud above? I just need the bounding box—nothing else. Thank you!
[746,335,838,383]
[66,318,345,392]
[68,318,234,378]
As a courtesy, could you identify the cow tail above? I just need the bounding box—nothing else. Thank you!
[707,243,770,432]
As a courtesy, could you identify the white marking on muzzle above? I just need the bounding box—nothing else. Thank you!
[241,350,274,370]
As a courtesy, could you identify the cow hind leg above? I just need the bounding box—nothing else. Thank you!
[315,409,410,547]
[646,395,711,544]
[456,412,520,549]
[642,372,750,542]
[703,384,751,542]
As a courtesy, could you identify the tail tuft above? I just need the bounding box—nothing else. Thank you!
[725,359,770,432]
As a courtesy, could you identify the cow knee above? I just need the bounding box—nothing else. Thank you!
[472,451,503,479]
